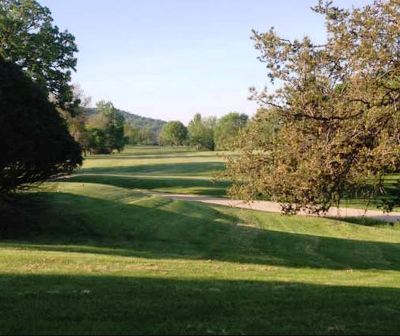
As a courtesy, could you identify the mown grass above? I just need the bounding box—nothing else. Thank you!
[1,146,400,334]
[65,146,400,210]
[65,146,229,196]
[1,180,400,334]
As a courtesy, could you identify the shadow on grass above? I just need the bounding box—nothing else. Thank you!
[329,216,400,228]
[2,192,400,271]
[342,177,400,211]
[0,274,399,334]
[78,162,225,176]
[84,153,223,160]
[63,174,229,196]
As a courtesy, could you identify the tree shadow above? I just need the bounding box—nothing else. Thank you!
[2,191,400,271]
[0,274,399,334]
[63,174,229,196]
[342,176,400,211]
[78,162,225,176]
[328,216,400,228]
[85,153,222,160]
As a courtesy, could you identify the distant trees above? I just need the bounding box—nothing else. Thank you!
[0,59,82,195]
[0,0,78,112]
[124,124,140,145]
[225,0,400,213]
[185,112,249,151]
[187,113,216,150]
[214,112,248,150]
[159,121,188,146]
[86,101,127,154]
[61,86,92,155]
[138,127,158,145]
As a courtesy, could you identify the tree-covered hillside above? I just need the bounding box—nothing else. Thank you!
[85,107,166,142]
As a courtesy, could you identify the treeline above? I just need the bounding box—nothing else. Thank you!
[67,100,166,154]
[88,107,165,146]
[68,105,250,153]
[159,112,249,151]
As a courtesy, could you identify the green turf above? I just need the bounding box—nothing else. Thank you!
[63,146,399,210]
[1,180,400,334]
[1,146,400,334]
[63,146,229,196]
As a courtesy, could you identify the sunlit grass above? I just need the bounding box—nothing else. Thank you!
[1,146,400,334]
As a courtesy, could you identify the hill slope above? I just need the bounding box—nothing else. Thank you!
[85,107,166,134]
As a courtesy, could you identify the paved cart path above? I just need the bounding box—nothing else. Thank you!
[142,191,400,223]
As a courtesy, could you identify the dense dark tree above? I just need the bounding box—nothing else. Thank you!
[160,121,187,146]
[214,112,248,150]
[0,59,82,195]
[226,0,400,213]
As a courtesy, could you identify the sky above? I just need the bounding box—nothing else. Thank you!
[41,0,371,124]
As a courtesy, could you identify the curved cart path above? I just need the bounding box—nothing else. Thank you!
[143,191,400,223]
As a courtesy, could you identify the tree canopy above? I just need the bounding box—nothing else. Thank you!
[188,113,216,150]
[226,0,400,213]
[214,112,248,150]
[86,101,127,154]
[0,58,82,194]
[0,0,78,111]
[159,121,188,146]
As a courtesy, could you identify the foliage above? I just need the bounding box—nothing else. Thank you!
[61,86,92,154]
[241,108,282,148]
[65,113,90,154]
[226,0,400,214]
[0,0,78,111]
[0,59,82,195]
[86,101,127,154]
[214,112,248,150]
[124,123,140,145]
[86,107,165,145]
[187,113,216,150]
[87,128,108,154]
[138,126,158,145]
[159,121,188,146]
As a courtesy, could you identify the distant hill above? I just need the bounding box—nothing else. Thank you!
[85,107,166,134]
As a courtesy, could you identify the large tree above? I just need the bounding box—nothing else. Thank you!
[214,112,248,150]
[188,113,216,150]
[0,58,82,195]
[87,101,126,154]
[159,121,187,146]
[0,0,78,111]
[226,0,400,213]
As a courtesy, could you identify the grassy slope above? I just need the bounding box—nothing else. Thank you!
[66,146,400,210]
[66,146,230,196]
[1,181,400,334]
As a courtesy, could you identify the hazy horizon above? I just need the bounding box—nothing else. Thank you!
[41,0,372,123]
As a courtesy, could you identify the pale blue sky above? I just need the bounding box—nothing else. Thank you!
[41,0,371,123]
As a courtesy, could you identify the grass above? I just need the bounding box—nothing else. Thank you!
[64,145,400,210]
[1,146,400,334]
[66,146,229,196]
